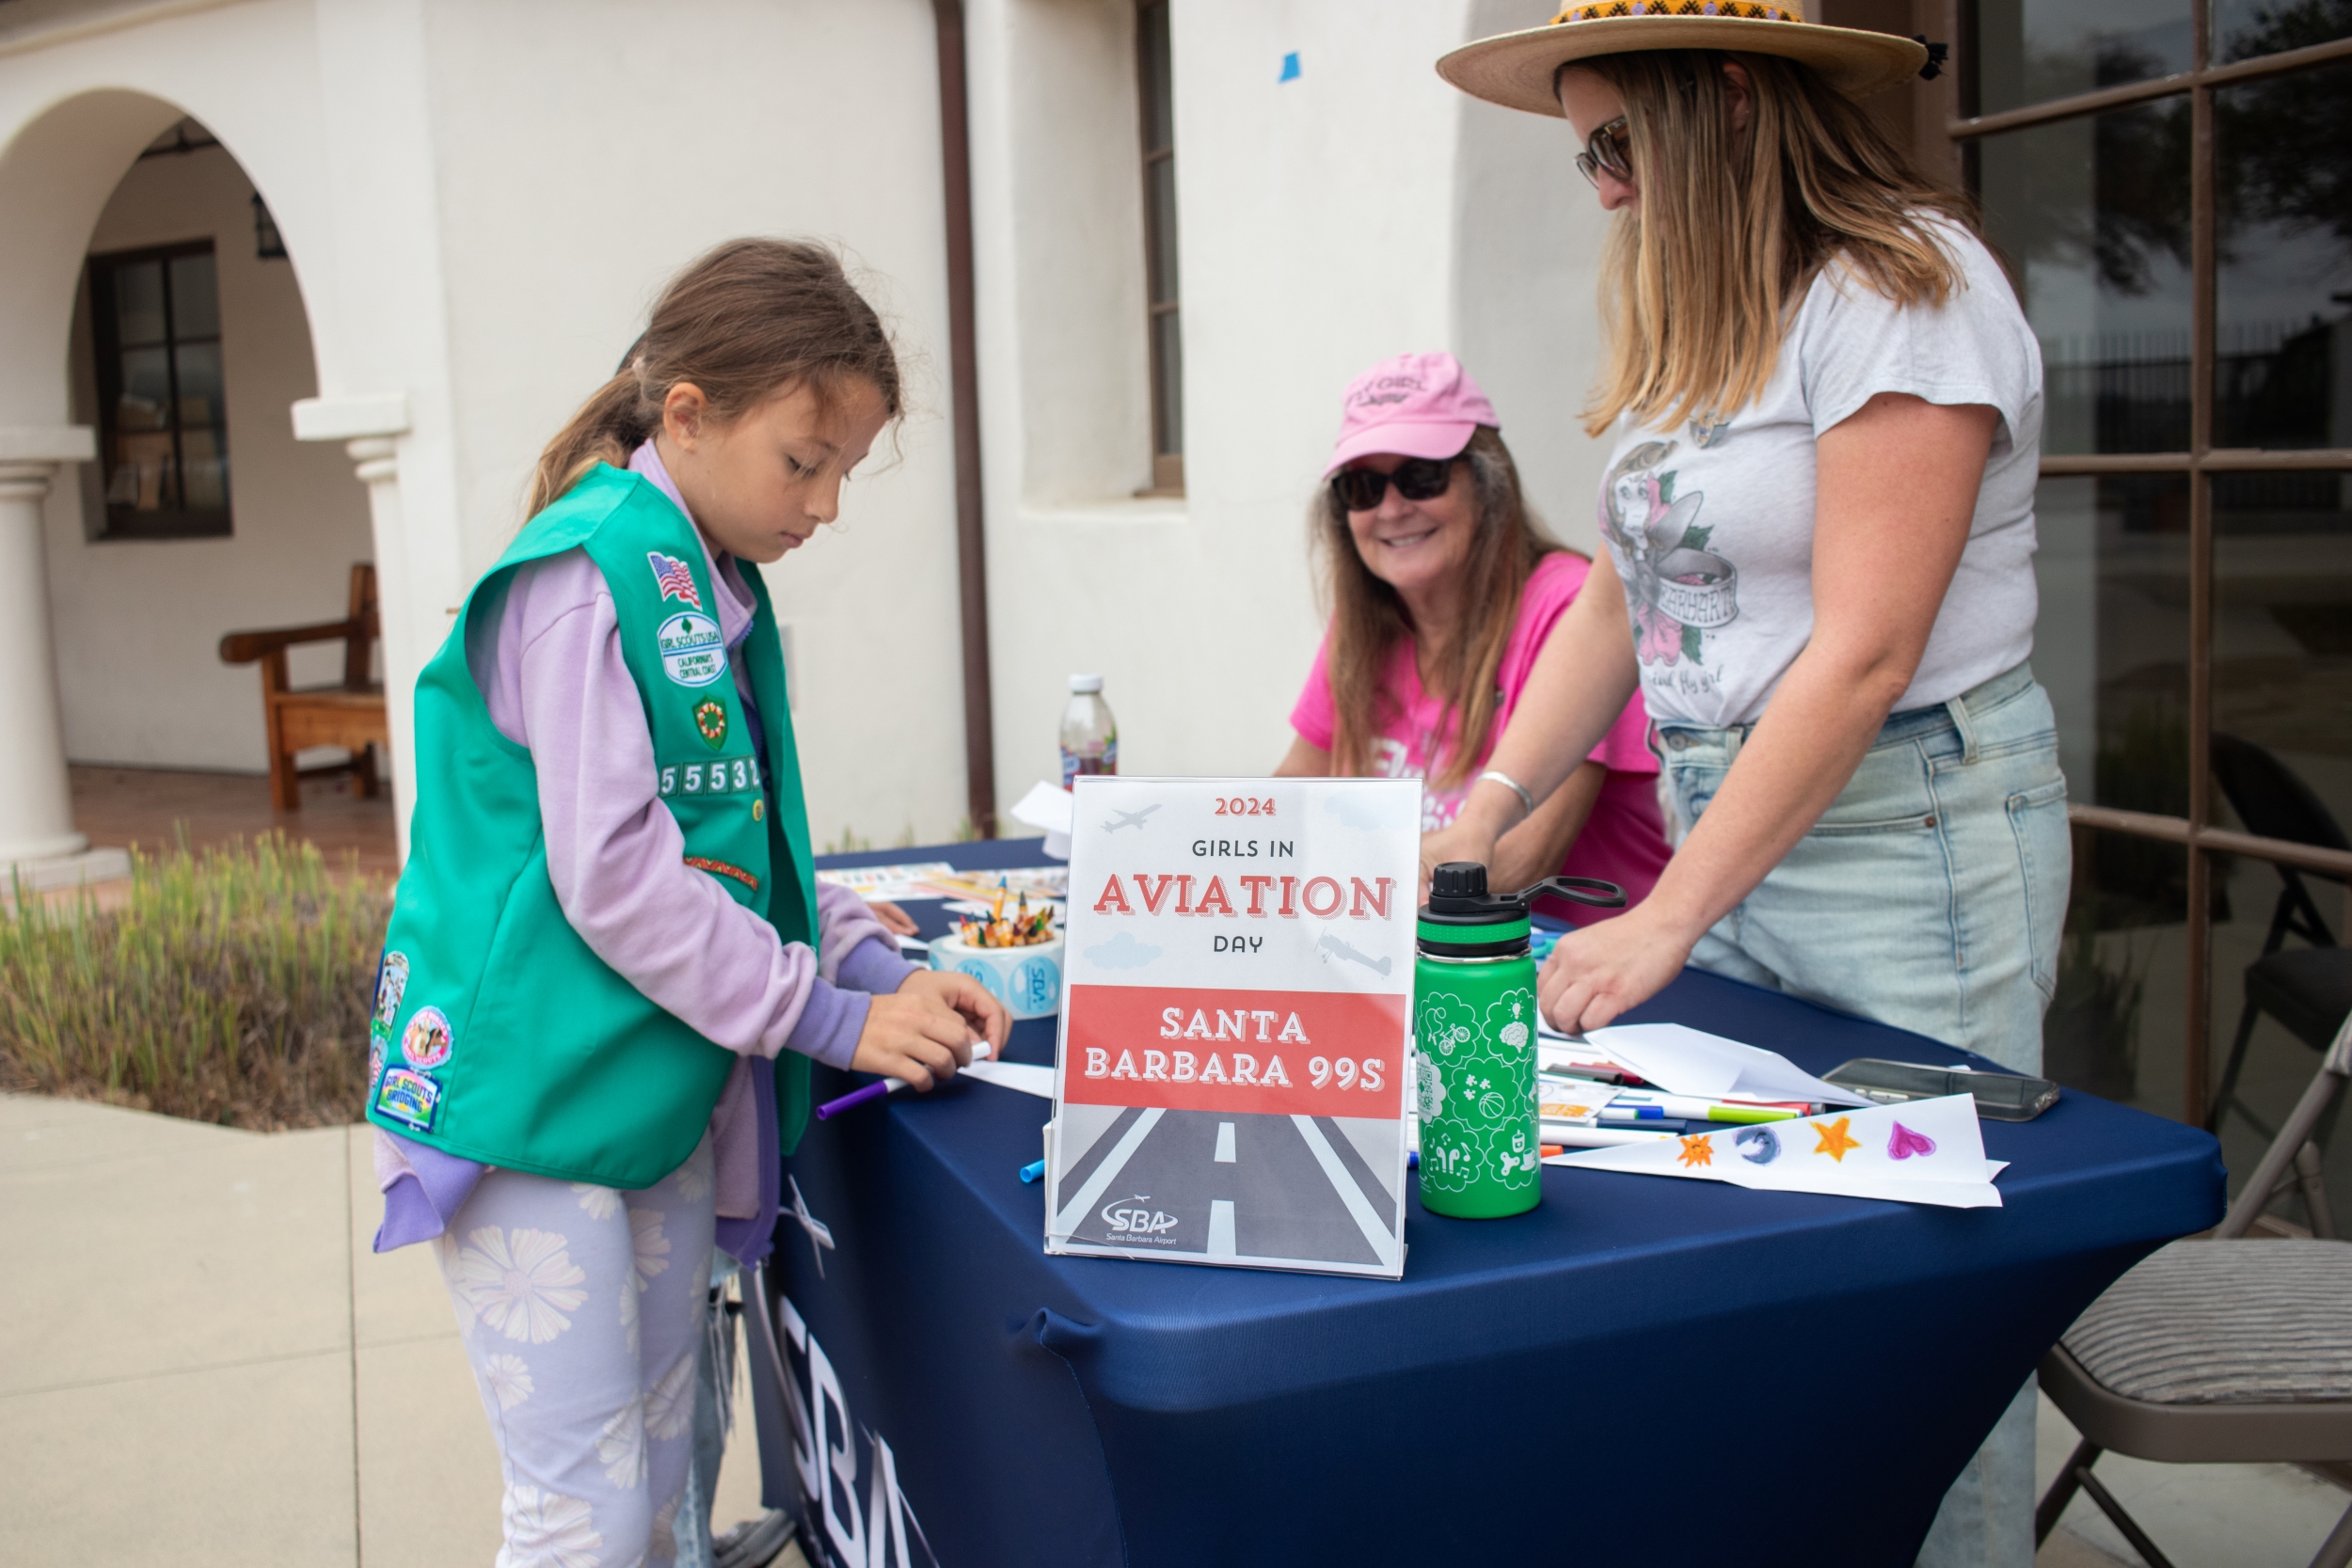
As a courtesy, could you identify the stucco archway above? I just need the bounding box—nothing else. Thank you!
[0,87,370,872]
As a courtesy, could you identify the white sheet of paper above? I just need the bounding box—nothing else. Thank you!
[1581,1022,1874,1108]
[813,862,957,901]
[961,1058,1056,1099]
[1008,781,1074,859]
[1544,1093,2000,1209]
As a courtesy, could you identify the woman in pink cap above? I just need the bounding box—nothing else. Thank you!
[1276,351,1669,919]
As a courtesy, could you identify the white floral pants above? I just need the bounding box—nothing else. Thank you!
[436,1136,717,1568]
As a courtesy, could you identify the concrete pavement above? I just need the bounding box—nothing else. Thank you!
[0,1092,800,1568]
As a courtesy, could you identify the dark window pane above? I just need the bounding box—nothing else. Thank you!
[2214,57,2352,450]
[2215,0,2352,64]
[1146,157,1180,306]
[1152,309,1184,458]
[1979,99,2194,453]
[2212,469,2352,846]
[167,249,219,340]
[1138,1,1173,154]
[2033,473,2193,816]
[111,260,167,346]
[173,341,229,511]
[2045,825,2187,1123]
[1963,0,2191,118]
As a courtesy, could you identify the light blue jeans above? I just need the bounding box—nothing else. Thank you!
[1658,661,2069,1568]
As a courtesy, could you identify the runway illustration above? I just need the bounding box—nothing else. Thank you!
[1051,1105,1401,1271]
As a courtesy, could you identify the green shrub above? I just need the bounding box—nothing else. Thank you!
[0,833,389,1130]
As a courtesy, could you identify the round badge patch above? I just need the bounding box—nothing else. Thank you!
[403,1005,454,1070]
[657,611,728,688]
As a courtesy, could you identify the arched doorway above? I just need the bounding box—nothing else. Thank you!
[0,90,384,876]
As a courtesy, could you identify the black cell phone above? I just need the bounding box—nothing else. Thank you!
[1822,1058,2059,1122]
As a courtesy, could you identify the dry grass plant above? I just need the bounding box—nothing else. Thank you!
[0,832,389,1130]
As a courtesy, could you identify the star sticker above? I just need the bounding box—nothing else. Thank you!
[1677,1134,1713,1168]
[1813,1117,1861,1163]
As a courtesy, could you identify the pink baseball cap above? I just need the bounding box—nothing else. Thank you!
[1324,351,1499,477]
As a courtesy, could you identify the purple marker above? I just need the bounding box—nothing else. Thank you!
[812,1040,993,1121]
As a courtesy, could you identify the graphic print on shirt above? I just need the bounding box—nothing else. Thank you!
[1600,439,1740,676]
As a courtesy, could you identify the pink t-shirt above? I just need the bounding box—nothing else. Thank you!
[1291,551,1669,921]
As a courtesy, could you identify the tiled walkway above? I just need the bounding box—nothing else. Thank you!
[70,763,399,877]
[0,1093,799,1568]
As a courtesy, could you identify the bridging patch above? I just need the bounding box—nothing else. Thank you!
[374,1068,442,1132]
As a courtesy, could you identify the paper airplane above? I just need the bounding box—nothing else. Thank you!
[1579,1022,1875,1109]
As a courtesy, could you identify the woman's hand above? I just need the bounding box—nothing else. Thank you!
[1536,904,1701,1035]
[849,985,987,1090]
[864,898,918,937]
[895,968,1010,1058]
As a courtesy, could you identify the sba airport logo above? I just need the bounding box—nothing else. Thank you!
[779,1293,942,1568]
[1100,1195,1178,1238]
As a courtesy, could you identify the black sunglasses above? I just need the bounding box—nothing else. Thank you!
[1331,455,1462,512]
[1575,115,1632,186]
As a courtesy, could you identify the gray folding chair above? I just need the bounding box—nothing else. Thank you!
[2036,1010,2352,1568]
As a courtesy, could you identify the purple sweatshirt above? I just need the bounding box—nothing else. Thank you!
[373,442,914,1259]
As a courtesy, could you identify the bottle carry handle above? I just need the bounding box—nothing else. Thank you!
[1517,875,1627,911]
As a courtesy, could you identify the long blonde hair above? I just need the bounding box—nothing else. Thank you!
[1579,50,1978,437]
[529,239,901,515]
[1314,428,1572,793]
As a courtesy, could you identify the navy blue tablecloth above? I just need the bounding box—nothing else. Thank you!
[752,839,2223,1568]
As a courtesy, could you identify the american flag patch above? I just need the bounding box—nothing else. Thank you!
[647,551,702,609]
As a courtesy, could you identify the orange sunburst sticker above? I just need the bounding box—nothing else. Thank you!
[1813,1116,1861,1163]
[1677,1134,1714,1168]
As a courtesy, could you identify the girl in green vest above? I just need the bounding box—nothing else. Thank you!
[364,239,1006,1568]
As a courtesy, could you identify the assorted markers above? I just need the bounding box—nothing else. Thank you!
[1538,1057,1821,1151]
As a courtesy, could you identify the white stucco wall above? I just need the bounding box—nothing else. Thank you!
[41,136,374,771]
[970,0,1612,808]
[410,0,968,849]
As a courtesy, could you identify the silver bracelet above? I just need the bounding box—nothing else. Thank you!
[1478,768,1535,821]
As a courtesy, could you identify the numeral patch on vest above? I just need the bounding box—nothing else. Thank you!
[659,756,764,798]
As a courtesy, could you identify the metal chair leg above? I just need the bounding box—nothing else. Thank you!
[2315,1500,2352,1568]
[2298,1141,2337,1239]
[2210,996,2265,1134]
[2076,1465,2181,1568]
[2037,1436,2102,1546]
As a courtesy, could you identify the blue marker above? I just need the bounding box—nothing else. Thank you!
[1019,1159,1045,1184]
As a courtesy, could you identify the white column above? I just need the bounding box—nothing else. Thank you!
[292,394,419,860]
[0,427,104,875]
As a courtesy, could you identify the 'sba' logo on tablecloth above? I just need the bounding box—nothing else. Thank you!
[779,1293,941,1568]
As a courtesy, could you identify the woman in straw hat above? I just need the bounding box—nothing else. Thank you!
[1424,10,2061,1566]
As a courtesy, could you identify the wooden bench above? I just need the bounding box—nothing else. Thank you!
[218,563,389,810]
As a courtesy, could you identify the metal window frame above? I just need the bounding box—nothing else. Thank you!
[1944,0,2352,1121]
[86,237,231,541]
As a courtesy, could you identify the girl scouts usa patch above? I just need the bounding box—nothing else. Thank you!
[658,611,727,687]
[403,1006,454,1069]
[694,698,728,749]
[374,1068,441,1132]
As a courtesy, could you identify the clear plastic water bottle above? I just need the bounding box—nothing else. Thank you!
[1059,675,1118,788]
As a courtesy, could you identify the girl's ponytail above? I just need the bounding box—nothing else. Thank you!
[526,239,901,517]
[529,367,660,516]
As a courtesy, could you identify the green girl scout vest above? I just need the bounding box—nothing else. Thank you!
[365,463,819,1190]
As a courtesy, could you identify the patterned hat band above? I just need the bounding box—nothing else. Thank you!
[1551,2,1804,23]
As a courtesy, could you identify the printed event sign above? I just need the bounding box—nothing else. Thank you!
[1044,777,1419,1278]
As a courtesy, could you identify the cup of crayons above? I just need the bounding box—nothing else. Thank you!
[929,881,1065,1021]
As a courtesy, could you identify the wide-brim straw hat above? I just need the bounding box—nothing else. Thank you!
[1437,2,1929,115]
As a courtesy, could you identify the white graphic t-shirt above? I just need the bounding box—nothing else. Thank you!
[1597,220,2043,728]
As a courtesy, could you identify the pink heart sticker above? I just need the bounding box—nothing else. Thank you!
[1887,1122,1937,1161]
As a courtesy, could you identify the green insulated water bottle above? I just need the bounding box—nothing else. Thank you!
[1414,863,1625,1219]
